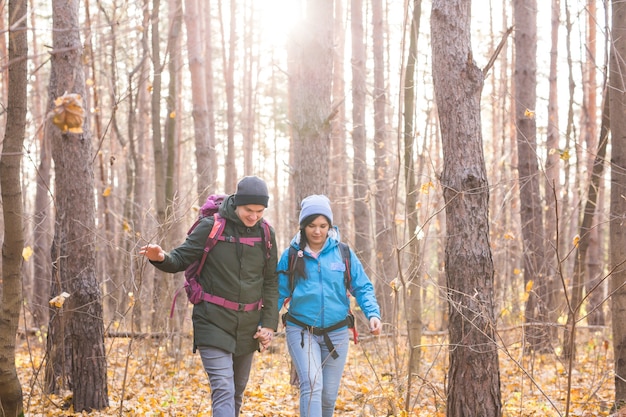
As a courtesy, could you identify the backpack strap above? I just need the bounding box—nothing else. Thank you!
[281,242,360,345]
[338,242,352,292]
[338,242,359,344]
[260,220,272,260]
[169,215,225,318]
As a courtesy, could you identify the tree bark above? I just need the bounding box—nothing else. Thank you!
[372,0,396,327]
[513,0,550,351]
[289,0,333,200]
[610,0,626,409]
[150,0,170,333]
[330,0,349,230]
[223,0,237,190]
[431,0,502,415]
[45,0,109,410]
[351,0,372,271]
[563,89,609,360]
[543,0,560,332]
[403,0,423,383]
[0,0,27,415]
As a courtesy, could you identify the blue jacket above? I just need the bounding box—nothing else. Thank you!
[277,227,381,329]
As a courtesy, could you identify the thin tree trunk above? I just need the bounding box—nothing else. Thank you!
[372,0,396,328]
[609,0,626,409]
[513,0,550,351]
[543,0,560,331]
[562,87,609,360]
[403,0,423,383]
[583,0,605,327]
[222,0,237,190]
[203,0,217,193]
[330,0,349,230]
[30,0,52,329]
[0,0,27,414]
[150,0,169,333]
[351,0,372,271]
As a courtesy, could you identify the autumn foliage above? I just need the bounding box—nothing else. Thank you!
[17,326,612,416]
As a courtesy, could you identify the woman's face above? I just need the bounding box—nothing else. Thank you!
[304,215,330,249]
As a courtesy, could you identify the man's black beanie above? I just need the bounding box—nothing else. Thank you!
[233,176,269,207]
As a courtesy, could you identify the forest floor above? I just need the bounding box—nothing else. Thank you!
[16,326,613,416]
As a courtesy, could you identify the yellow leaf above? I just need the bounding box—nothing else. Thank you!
[49,292,70,308]
[169,111,176,118]
[503,232,515,240]
[573,234,580,248]
[420,181,434,194]
[560,149,570,160]
[102,186,112,197]
[50,92,85,133]
[513,268,521,275]
[22,246,33,261]
[122,220,131,233]
[524,108,535,118]
[525,280,534,293]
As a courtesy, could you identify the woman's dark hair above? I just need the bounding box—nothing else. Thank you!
[293,214,332,280]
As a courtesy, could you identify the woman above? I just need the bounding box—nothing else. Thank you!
[140,176,278,417]
[277,194,382,417]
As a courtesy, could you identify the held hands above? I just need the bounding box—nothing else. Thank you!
[139,244,165,262]
[254,326,274,352]
[369,317,382,335]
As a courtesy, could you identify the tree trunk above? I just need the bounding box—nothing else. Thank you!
[562,89,609,360]
[403,0,423,383]
[223,0,237,190]
[351,0,372,271]
[543,0,560,331]
[610,0,626,410]
[513,0,550,352]
[289,0,333,199]
[583,0,605,328]
[184,0,210,196]
[431,0,502,415]
[372,0,396,328]
[30,3,52,329]
[330,0,349,230]
[203,0,218,194]
[0,0,27,415]
[150,0,170,333]
[45,0,109,410]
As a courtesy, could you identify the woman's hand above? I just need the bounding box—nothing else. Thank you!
[254,326,274,352]
[369,317,382,335]
[139,244,165,262]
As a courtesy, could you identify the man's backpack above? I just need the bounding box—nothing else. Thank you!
[170,194,272,317]
[282,242,359,346]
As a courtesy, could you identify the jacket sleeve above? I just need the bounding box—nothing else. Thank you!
[260,225,280,330]
[150,217,214,273]
[349,249,381,320]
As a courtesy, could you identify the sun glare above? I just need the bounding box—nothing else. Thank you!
[256,0,302,48]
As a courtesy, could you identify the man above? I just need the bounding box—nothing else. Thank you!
[140,176,278,417]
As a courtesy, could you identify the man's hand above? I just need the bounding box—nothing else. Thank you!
[254,326,274,352]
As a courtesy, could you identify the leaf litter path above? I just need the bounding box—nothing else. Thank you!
[17,330,613,416]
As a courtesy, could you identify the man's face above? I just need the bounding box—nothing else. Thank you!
[235,204,266,227]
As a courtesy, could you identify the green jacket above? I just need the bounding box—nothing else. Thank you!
[152,195,279,355]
